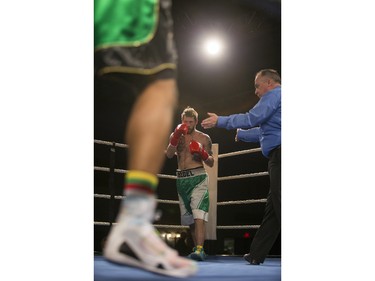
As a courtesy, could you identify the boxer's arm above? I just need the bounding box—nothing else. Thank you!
[189,137,214,167]
[166,124,188,158]
[166,133,177,158]
[202,136,214,168]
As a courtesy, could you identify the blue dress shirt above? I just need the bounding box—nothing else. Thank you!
[217,86,281,158]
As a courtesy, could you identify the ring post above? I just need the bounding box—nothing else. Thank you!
[108,142,116,226]
[204,143,218,240]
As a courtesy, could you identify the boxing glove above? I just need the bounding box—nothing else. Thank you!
[189,140,209,161]
[170,123,188,146]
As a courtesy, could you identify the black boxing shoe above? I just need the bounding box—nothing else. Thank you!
[243,253,261,265]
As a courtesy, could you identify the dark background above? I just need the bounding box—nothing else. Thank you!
[94,0,281,256]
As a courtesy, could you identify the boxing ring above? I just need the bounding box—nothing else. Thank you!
[94,139,281,281]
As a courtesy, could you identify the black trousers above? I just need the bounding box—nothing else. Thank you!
[249,146,281,262]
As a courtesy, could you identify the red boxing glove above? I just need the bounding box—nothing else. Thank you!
[189,140,209,161]
[170,123,188,146]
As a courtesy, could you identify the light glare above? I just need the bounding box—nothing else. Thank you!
[204,38,223,56]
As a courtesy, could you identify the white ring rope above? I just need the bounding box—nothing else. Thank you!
[94,166,177,179]
[94,167,268,181]
[218,147,262,158]
[94,194,180,204]
[94,221,260,229]
[217,199,267,205]
[94,194,265,206]
[218,171,268,181]
[216,225,260,229]
[94,139,129,148]
[94,139,266,230]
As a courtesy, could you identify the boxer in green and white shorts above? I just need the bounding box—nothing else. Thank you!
[176,167,209,226]
[166,106,215,261]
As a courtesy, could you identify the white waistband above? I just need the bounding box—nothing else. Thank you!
[176,167,206,178]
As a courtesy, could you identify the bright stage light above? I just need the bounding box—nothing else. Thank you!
[203,37,223,57]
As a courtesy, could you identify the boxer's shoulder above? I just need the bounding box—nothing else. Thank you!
[194,130,211,141]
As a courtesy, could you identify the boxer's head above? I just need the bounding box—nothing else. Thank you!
[181,106,198,134]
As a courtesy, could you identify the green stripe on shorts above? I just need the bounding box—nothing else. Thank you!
[177,174,209,213]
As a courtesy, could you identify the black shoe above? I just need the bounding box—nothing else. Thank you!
[243,253,261,265]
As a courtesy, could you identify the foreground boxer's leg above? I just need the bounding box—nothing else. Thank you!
[104,80,197,277]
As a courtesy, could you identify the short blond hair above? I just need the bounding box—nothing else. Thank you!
[181,106,198,121]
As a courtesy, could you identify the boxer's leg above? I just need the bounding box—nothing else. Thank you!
[104,80,197,277]
[185,173,209,261]
[126,79,177,175]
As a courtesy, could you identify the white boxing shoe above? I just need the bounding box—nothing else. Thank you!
[103,195,197,278]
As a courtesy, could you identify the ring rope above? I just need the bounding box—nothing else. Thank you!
[94,194,180,204]
[94,166,177,179]
[94,139,262,159]
[94,139,129,148]
[216,225,260,229]
[217,199,267,205]
[94,166,267,180]
[94,221,260,229]
[94,194,124,200]
[94,194,265,206]
[218,171,268,181]
[218,148,262,158]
